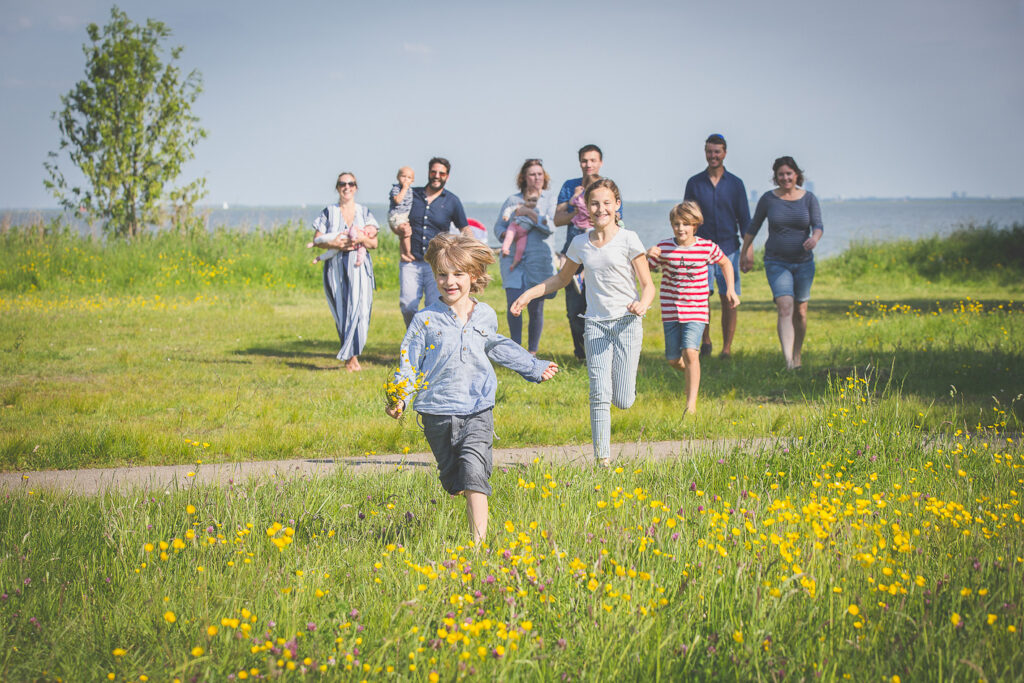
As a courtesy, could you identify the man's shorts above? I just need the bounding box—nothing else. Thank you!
[708,249,741,297]
[420,409,494,496]
[663,320,706,360]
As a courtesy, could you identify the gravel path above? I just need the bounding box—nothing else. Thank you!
[0,438,778,496]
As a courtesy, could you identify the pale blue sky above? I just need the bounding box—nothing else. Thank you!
[2,0,1022,208]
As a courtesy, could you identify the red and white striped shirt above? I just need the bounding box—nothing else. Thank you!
[650,237,724,323]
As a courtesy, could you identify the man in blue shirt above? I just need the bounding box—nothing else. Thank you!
[394,157,470,327]
[684,134,750,359]
[553,144,617,360]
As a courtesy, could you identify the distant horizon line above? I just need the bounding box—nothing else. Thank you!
[3,195,1023,212]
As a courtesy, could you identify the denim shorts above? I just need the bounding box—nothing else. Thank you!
[764,257,815,302]
[708,249,741,296]
[663,320,706,359]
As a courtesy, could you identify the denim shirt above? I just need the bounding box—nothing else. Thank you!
[395,301,550,415]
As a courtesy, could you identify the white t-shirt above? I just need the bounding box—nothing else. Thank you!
[565,227,646,320]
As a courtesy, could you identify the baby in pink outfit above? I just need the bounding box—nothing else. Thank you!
[500,193,539,270]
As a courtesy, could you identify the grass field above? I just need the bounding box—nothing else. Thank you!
[1,222,1021,470]
[1,221,1023,680]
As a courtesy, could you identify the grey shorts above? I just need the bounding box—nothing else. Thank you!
[419,409,494,496]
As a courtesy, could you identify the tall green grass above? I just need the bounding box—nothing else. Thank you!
[0,220,403,295]
[822,222,1024,286]
[1,375,1021,680]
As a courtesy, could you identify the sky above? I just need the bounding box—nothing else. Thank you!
[1,0,1023,209]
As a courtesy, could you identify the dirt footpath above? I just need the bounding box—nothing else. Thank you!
[0,438,777,496]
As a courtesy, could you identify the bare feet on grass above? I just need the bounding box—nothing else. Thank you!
[346,356,361,372]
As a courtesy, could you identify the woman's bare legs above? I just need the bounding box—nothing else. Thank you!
[791,301,808,369]
[775,296,796,369]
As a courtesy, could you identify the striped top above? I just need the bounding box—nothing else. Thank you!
[650,237,724,323]
[746,191,823,263]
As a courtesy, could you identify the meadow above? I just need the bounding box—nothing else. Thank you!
[0,221,1021,470]
[0,220,1023,680]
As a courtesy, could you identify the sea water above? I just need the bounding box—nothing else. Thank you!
[5,198,1022,259]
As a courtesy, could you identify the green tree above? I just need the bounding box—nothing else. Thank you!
[44,6,207,239]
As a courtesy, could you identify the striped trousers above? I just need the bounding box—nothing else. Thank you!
[584,314,643,461]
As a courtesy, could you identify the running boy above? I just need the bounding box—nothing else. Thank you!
[647,201,739,414]
[385,234,558,543]
[388,166,415,262]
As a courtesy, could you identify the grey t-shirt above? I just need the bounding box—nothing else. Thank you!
[566,228,646,320]
[746,191,823,263]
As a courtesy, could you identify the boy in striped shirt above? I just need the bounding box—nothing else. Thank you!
[647,201,740,414]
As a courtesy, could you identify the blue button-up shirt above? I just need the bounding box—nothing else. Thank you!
[683,169,750,254]
[408,187,469,261]
[395,301,549,415]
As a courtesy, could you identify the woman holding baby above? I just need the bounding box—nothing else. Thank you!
[492,159,558,354]
[311,171,380,371]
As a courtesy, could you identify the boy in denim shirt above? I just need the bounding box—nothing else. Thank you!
[386,234,558,543]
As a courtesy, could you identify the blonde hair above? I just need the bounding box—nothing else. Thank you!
[424,234,495,293]
[669,200,704,227]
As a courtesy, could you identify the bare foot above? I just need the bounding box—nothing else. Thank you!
[346,356,361,372]
[685,406,697,415]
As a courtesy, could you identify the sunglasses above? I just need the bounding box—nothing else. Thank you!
[336,181,357,188]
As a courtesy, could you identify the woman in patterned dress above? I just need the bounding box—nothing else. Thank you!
[311,171,380,371]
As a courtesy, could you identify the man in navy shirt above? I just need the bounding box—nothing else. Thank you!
[684,134,750,359]
[393,157,470,327]
[553,144,614,361]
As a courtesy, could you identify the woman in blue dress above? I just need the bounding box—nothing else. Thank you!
[493,159,557,354]
[312,171,379,371]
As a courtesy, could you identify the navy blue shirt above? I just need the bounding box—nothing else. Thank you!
[408,187,469,261]
[556,177,625,255]
[683,169,750,254]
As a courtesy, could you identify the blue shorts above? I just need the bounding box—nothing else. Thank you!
[708,250,741,296]
[764,257,815,302]
[663,321,706,360]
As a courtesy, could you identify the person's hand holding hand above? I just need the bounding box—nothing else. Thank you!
[740,251,754,273]
[646,245,661,260]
